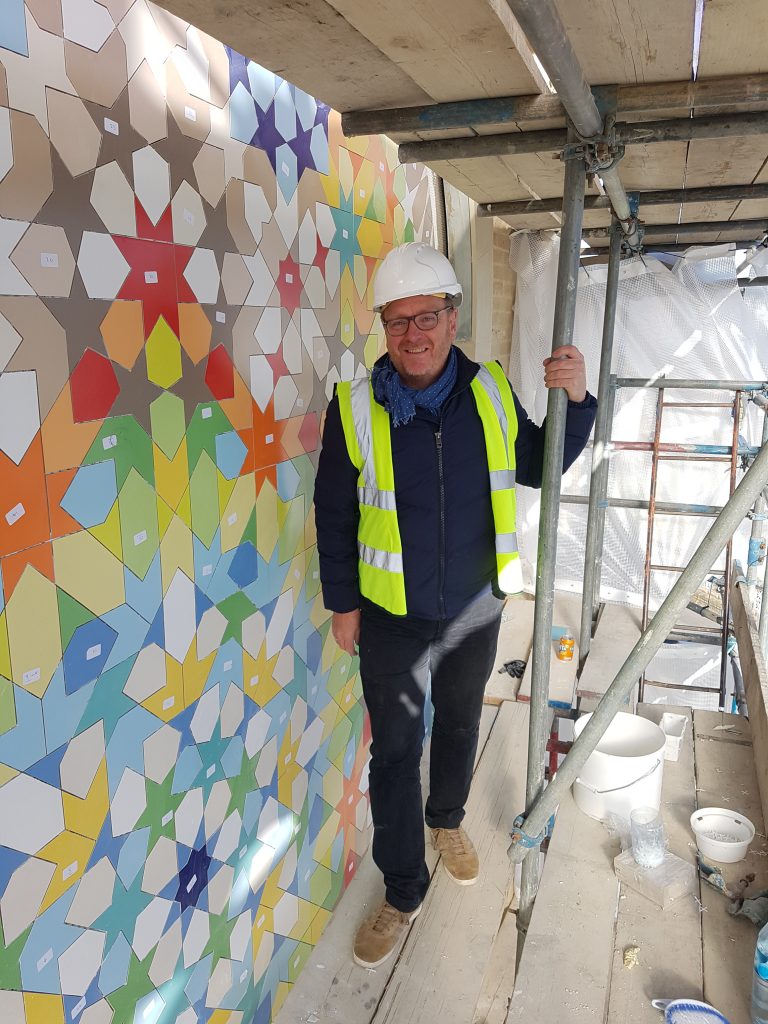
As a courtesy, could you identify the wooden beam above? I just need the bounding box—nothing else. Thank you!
[342,74,768,137]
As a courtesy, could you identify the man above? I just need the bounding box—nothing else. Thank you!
[313,242,596,967]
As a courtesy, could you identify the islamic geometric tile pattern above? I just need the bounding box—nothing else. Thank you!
[0,2,436,1021]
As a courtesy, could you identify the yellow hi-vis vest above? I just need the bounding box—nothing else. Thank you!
[336,361,522,616]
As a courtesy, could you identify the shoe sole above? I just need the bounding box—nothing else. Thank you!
[352,904,422,968]
[441,862,478,886]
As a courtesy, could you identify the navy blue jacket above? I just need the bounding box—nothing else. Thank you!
[314,347,597,620]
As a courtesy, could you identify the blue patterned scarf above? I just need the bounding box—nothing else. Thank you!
[371,347,458,427]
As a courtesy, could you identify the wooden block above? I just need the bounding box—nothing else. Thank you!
[484,595,534,704]
[578,602,642,701]
[694,710,768,1024]
[606,705,704,1022]
[613,849,698,910]
[516,591,582,709]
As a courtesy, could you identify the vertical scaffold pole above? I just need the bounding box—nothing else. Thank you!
[579,223,622,662]
[517,132,587,954]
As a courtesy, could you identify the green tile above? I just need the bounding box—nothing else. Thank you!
[0,676,16,737]
[186,402,231,471]
[119,468,160,580]
[150,392,186,460]
[278,496,305,565]
[326,714,352,766]
[84,415,154,489]
[218,591,257,646]
[57,588,94,650]
[189,451,220,548]
[310,863,332,907]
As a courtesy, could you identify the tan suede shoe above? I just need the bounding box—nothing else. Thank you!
[353,900,422,968]
[430,826,479,885]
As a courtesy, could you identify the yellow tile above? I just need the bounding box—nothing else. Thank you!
[255,480,278,561]
[52,532,125,616]
[89,501,123,561]
[289,898,319,941]
[24,992,65,1024]
[314,812,340,869]
[216,471,237,520]
[0,611,10,679]
[273,983,292,1017]
[182,642,215,710]
[252,904,274,945]
[62,758,108,840]
[309,907,331,943]
[142,653,184,722]
[6,568,61,697]
[160,516,194,594]
[242,647,279,708]
[176,486,192,529]
[220,475,255,554]
[157,496,174,541]
[146,316,183,390]
[321,153,339,208]
[154,440,189,511]
[0,764,19,787]
[37,831,94,913]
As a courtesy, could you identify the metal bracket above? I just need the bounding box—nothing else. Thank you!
[507,814,546,855]
[560,116,625,175]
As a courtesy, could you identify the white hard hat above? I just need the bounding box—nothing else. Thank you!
[373,242,463,312]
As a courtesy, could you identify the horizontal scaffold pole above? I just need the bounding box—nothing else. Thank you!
[398,111,768,164]
[583,219,768,242]
[341,73,768,138]
[480,183,768,218]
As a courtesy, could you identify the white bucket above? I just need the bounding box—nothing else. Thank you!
[572,712,666,822]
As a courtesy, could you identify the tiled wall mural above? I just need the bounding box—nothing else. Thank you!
[0,2,436,1022]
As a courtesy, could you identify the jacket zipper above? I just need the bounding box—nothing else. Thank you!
[435,424,446,619]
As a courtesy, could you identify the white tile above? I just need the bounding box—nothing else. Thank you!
[254,306,282,355]
[273,189,298,248]
[206,863,233,917]
[0,109,13,183]
[273,645,294,688]
[90,162,137,237]
[196,606,227,660]
[242,251,274,306]
[77,232,130,299]
[174,788,203,848]
[190,684,220,744]
[220,683,244,739]
[295,717,324,768]
[0,311,22,372]
[244,709,270,759]
[203,779,230,841]
[143,724,181,785]
[303,265,326,311]
[124,643,167,704]
[79,999,114,1024]
[265,590,293,658]
[171,181,206,247]
[248,354,273,413]
[254,736,277,789]
[149,917,182,987]
[282,318,302,373]
[132,145,171,226]
[273,375,298,421]
[60,721,105,799]
[65,857,116,928]
[1,857,57,943]
[0,991,25,1024]
[61,0,115,51]
[272,891,299,937]
[277,843,297,892]
[229,910,252,964]
[132,896,172,961]
[211,810,241,863]
[110,768,147,837]
[0,774,64,854]
[243,182,270,246]
[58,929,106,996]
[206,958,232,1009]
[0,217,34,296]
[163,569,196,664]
[142,836,179,896]
[183,247,219,304]
[297,210,317,264]
[182,906,209,968]
[0,370,40,465]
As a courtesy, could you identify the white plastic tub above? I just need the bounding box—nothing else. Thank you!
[690,807,755,863]
[660,712,687,762]
[572,712,666,822]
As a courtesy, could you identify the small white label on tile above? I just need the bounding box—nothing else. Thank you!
[279,712,287,723]
[312,571,319,580]
[201,407,212,419]
[347,861,354,871]
[62,860,78,880]
[284,754,291,765]
[223,659,233,671]
[341,665,347,674]
[227,513,237,526]
[206,764,216,778]
[40,252,59,268]
[285,273,293,284]
[250,675,259,687]
[311,685,317,695]
[183,208,194,225]
[202,564,213,576]
[186,874,197,893]
[240,969,249,983]
[359,189,365,198]
[239,845,247,859]
[72,996,87,1019]
[294,956,301,969]
[344,693,351,703]
[257,915,266,928]
[104,117,119,135]
[103,434,118,450]
[304,869,311,881]
[342,229,349,239]
[6,502,25,525]
[37,948,53,972]
[86,644,102,661]
[348,795,353,805]
[23,667,41,686]
[296,398,304,407]
[162,811,173,826]
[162,696,175,710]
[293,569,300,579]
[265,433,274,444]
[344,323,350,333]
[185,105,197,121]
[281,161,290,176]
[216,311,226,323]
[294,821,300,834]
[134,530,148,546]
[144,271,158,284]
[379,162,385,172]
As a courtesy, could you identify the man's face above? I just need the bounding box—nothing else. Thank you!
[382,294,457,389]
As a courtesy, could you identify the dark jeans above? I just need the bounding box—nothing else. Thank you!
[358,588,504,912]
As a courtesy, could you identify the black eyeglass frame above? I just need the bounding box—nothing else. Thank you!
[380,304,454,337]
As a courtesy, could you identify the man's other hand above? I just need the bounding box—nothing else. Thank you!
[543,345,587,403]
[332,609,360,656]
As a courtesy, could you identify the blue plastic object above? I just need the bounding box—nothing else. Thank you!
[651,999,730,1023]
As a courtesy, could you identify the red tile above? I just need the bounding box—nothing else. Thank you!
[277,255,303,314]
[70,349,120,423]
[298,412,320,453]
[204,344,235,400]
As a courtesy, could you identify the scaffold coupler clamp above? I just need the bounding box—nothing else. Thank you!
[507,814,546,862]
[561,115,625,176]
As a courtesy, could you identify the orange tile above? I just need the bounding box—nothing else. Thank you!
[46,469,81,539]
[252,398,284,470]
[178,303,212,365]
[218,371,252,432]
[100,300,145,370]
[0,436,50,559]
[2,541,54,600]
[255,465,277,494]
[237,427,255,476]
[41,382,103,474]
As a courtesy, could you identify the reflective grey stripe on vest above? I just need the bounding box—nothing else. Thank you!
[496,533,519,555]
[349,378,377,488]
[358,542,403,574]
[475,365,510,459]
[358,486,397,510]
[490,468,516,491]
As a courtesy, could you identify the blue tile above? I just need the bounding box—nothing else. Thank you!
[194,584,213,626]
[276,460,300,502]
[0,0,28,57]
[20,889,82,993]
[275,142,298,203]
[105,706,163,798]
[230,81,258,144]
[0,845,27,899]
[214,430,248,480]
[61,460,118,529]
[26,742,67,789]
[116,826,150,888]
[98,931,132,996]
[63,618,118,694]
[273,81,297,143]
[246,62,276,112]
[221,735,244,779]
[102,605,150,672]
[172,744,203,794]
[124,551,162,622]
[0,683,45,771]
[42,664,95,754]
[227,542,258,588]
[310,123,330,176]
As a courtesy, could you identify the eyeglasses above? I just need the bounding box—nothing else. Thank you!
[381,304,453,337]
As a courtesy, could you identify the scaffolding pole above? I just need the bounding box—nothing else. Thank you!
[579,224,621,663]
[747,403,768,602]
[516,134,587,953]
[509,439,768,865]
